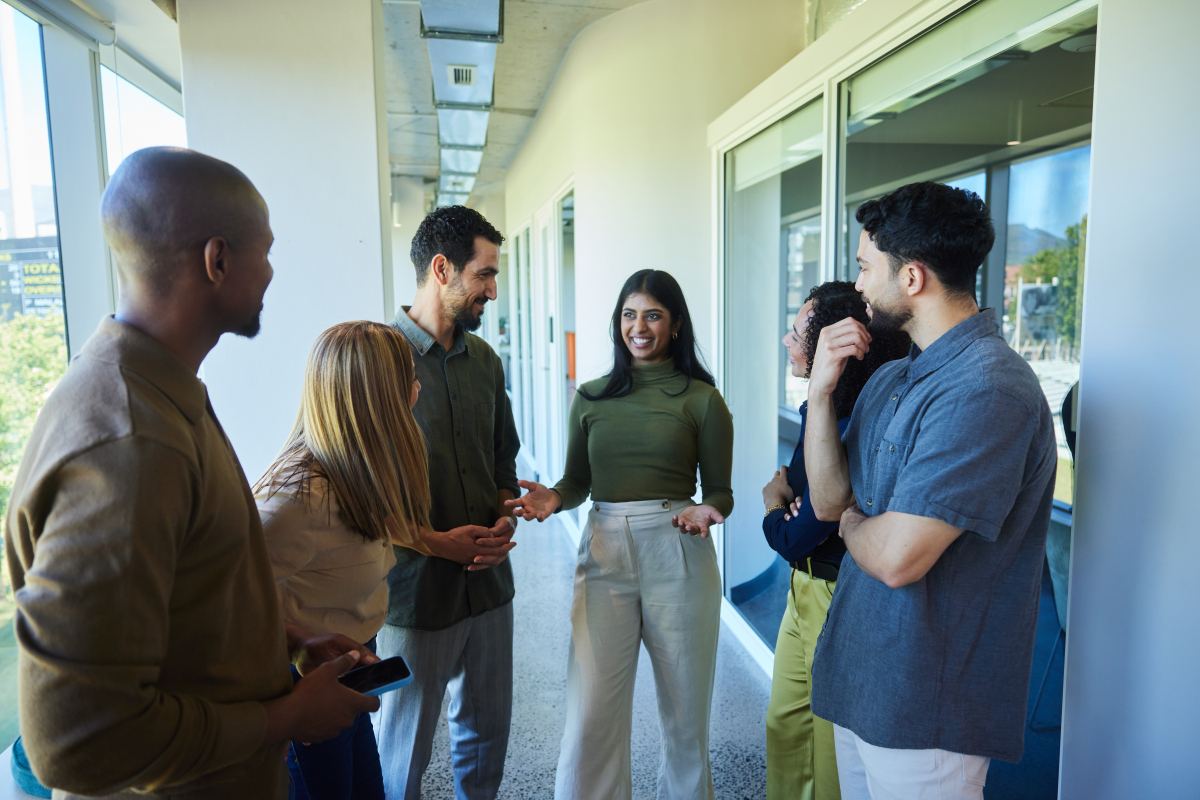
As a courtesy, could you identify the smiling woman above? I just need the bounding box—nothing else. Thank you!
[506,268,734,799]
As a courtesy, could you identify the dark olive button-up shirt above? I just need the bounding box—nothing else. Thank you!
[387,309,521,630]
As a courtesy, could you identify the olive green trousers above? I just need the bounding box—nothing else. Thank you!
[766,566,841,800]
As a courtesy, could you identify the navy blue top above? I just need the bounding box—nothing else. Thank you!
[762,403,850,567]
[810,311,1057,764]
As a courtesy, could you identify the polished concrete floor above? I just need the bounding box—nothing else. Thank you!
[417,517,772,800]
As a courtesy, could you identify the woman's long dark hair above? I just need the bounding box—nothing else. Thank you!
[579,269,715,401]
[801,281,911,419]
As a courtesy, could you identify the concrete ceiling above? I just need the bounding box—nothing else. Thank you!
[382,0,651,205]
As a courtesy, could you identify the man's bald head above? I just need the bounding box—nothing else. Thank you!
[101,147,269,296]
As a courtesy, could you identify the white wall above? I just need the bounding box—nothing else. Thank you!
[391,174,426,314]
[1059,0,1200,796]
[504,0,806,390]
[177,0,392,480]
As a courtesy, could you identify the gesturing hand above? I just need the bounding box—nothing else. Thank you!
[762,465,795,509]
[671,504,724,538]
[504,480,562,522]
[809,317,872,398]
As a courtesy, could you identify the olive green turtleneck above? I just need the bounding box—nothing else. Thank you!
[552,358,735,516]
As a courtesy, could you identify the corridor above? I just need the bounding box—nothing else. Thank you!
[417,517,771,799]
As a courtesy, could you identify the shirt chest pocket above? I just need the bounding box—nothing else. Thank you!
[475,401,495,443]
[866,437,910,513]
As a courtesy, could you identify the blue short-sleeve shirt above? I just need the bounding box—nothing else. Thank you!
[810,311,1058,763]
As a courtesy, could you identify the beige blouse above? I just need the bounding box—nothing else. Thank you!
[257,475,396,645]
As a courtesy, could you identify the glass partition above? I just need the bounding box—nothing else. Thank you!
[0,2,67,751]
[100,66,185,174]
[1005,144,1089,503]
[723,96,823,643]
[840,0,1095,508]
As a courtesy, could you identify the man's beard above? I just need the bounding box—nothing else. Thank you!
[447,279,486,332]
[866,292,912,337]
[453,301,484,332]
[234,310,263,339]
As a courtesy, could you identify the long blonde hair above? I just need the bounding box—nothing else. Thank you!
[255,321,431,545]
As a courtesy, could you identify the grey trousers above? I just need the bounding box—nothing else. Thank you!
[372,603,514,800]
[554,499,722,800]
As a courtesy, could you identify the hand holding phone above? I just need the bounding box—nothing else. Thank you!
[338,655,413,697]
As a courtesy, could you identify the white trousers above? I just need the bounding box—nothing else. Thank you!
[833,724,990,800]
[554,499,722,800]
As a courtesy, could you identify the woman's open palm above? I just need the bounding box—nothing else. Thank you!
[505,480,561,522]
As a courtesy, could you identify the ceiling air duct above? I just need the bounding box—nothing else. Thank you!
[420,0,502,206]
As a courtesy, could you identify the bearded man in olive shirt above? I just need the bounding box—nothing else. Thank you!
[376,206,520,800]
[4,147,377,799]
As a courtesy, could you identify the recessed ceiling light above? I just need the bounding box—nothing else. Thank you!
[1060,34,1096,53]
[1007,140,1021,146]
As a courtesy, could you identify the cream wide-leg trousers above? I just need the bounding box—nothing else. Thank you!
[554,499,723,800]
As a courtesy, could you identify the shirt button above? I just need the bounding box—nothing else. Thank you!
[866,499,873,506]
[456,429,462,436]
[662,501,669,509]
[891,394,898,401]
[875,446,880,453]
[889,445,895,453]
[461,468,467,475]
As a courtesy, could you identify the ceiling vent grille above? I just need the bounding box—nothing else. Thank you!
[448,64,477,87]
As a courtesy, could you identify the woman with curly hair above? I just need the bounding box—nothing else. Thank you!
[760,281,910,800]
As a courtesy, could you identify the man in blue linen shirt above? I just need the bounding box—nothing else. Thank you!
[803,182,1057,799]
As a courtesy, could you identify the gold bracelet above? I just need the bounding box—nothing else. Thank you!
[764,504,787,516]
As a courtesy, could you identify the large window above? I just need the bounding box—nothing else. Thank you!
[840,0,1094,508]
[720,0,1097,650]
[100,65,185,174]
[1005,144,1088,503]
[723,96,824,643]
[0,2,66,751]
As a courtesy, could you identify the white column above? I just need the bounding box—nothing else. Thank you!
[390,174,427,313]
[177,0,393,479]
[1060,0,1200,797]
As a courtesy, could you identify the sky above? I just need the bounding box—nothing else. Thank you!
[0,5,55,189]
[941,145,1091,240]
[1007,145,1092,238]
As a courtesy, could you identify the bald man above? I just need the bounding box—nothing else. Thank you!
[3,147,377,800]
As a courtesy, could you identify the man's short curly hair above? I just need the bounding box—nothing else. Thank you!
[801,281,911,419]
[410,205,504,284]
[856,182,994,298]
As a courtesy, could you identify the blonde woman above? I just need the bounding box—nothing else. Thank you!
[255,321,432,800]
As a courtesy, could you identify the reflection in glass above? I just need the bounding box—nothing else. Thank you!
[842,0,1097,279]
[783,218,821,409]
[0,3,66,752]
[1006,145,1089,504]
[100,66,185,174]
[723,97,823,644]
[838,0,1096,509]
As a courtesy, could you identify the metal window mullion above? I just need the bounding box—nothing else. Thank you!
[41,23,113,359]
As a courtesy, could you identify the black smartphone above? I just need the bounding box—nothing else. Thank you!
[338,655,413,697]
